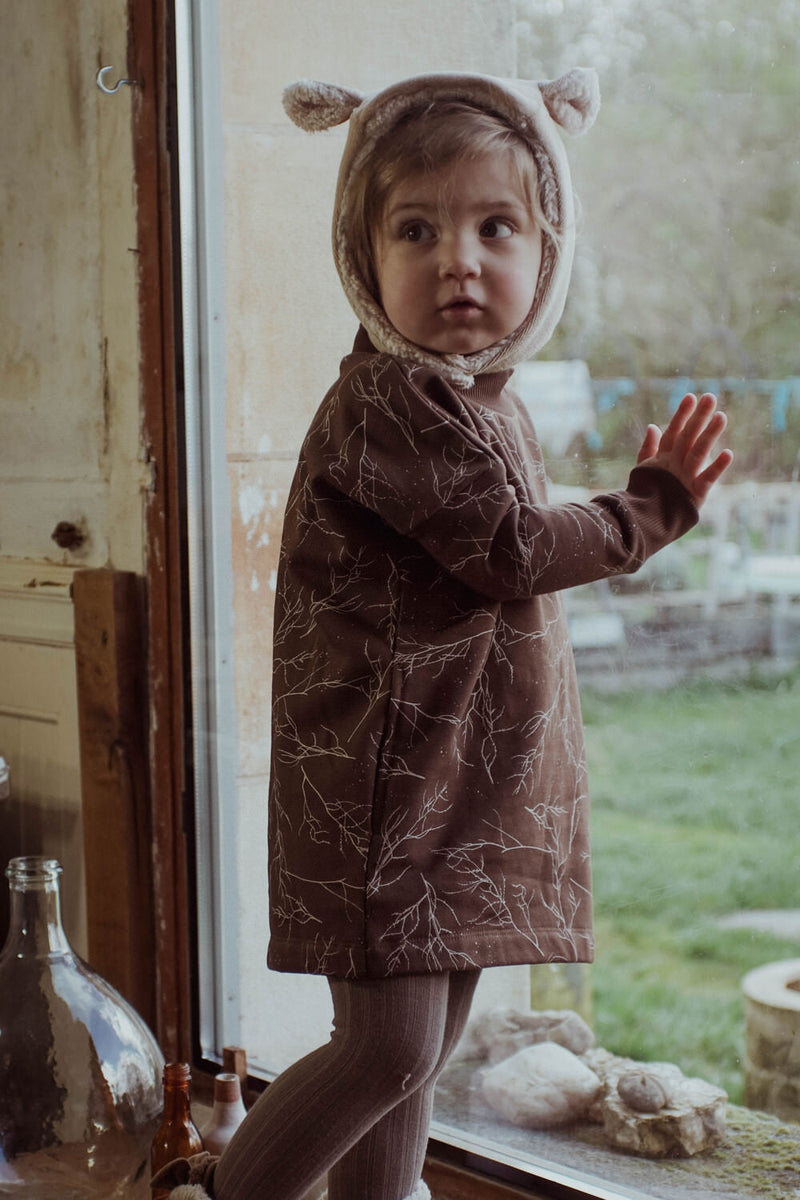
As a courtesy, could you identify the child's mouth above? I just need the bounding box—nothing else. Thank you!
[440,298,482,317]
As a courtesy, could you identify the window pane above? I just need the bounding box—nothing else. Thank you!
[428,3,800,1193]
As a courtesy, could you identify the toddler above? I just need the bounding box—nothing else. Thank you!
[155,67,731,1200]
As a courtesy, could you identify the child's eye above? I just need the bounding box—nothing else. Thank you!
[480,217,514,239]
[400,220,434,243]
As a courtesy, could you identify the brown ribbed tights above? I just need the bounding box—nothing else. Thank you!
[213,969,480,1200]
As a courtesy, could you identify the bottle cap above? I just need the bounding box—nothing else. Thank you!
[214,1072,241,1102]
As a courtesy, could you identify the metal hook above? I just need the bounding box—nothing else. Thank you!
[96,65,140,95]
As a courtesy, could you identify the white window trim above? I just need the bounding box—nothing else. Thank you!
[175,0,241,1059]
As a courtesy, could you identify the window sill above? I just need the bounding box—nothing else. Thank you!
[424,1153,558,1199]
[191,1058,800,1200]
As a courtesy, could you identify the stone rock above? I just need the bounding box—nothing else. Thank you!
[460,1006,595,1065]
[581,1048,728,1157]
[481,1041,602,1129]
[581,1049,683,1122]
[616,1069,670,1113]
[603,1075,727,1158]
[742,957,800,1122]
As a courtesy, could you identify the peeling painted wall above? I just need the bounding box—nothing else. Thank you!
[0,0,144,950]
[0,0,145,573]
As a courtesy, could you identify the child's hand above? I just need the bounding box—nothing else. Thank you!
[635,392,733,508]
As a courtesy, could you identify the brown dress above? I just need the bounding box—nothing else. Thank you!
[267,331,697,979]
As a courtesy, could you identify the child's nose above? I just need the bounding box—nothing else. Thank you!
[438,232,480,280]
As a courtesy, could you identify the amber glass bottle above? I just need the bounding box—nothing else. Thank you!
[150,1062,204,1199]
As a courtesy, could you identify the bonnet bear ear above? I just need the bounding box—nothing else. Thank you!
[282,80,365,131]
[538,67,600,135]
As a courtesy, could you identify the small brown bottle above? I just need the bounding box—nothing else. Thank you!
[151,1062,204,1199]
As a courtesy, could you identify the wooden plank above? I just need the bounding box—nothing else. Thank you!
[129,0,192,1061]
[73,568,156,1029]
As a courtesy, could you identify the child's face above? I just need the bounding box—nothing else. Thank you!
[373,151,543,357]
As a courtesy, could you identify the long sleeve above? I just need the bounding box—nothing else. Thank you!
[305,352,698,602]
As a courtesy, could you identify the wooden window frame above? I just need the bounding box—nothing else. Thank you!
[133,0,194,1061]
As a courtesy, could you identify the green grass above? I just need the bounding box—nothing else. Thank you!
[581,664,800,1104]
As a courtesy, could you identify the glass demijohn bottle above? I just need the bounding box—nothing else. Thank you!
[0,856,164,1197]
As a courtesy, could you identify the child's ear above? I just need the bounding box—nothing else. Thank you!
[282,80,364,131]
[538,68,600,135]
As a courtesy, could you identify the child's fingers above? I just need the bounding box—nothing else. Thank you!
[658,393,699,451]
[672,394,727,463]
[683,408,728,473]
[676,392,718,444]
[636,424,661,463]
[693,447,734,502]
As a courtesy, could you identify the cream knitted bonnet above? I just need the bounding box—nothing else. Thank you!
[283,69,600,386]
